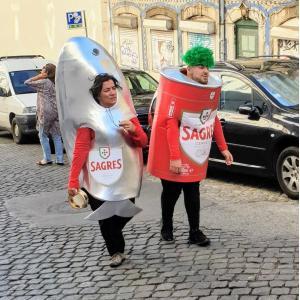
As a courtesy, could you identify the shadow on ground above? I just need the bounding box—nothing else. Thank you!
[207,167,281,194]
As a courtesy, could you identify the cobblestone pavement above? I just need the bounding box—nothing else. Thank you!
[0,141,298,300]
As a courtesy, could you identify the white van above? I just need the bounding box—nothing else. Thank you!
[0,55,49,143]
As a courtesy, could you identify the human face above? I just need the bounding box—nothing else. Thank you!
[41,67,47,76]
[187,65,209,84]
[98,80,117,108]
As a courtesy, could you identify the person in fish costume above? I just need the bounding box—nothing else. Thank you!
[147,45,233,245]
[56,37,147,267]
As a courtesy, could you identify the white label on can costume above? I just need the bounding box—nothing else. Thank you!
[88,147,123,185]
[210,91,216,100]
[168,100,175,117]
[180,110,217,165]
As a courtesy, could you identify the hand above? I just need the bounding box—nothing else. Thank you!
[30,73,47,81]
[68,188,79,197]
[169,159,182,174]
[221,149,233,166]
[119,120,136,133]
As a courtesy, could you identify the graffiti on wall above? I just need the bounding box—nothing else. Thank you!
[120,36,139,68]
[279,39,299,57]
[188,32,213,50]
[152,36,174,71]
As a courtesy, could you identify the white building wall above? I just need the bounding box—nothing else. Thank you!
[0,0,109,62]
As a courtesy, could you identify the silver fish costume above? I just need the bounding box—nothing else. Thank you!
[56,37,143,220]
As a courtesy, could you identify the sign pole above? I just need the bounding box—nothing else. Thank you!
[83,10,88,38]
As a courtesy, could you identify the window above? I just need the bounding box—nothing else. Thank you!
[9,70,40,94]
[220,75,252,112]
[135,74,156,92]
[119,27,140,68]
[188,32,215,57]
[0,73,10,96]
[151,30,175,71]
[124,72,157,96]
[253,70,299,108]
[253,90,268,115]
[235,19,258,58]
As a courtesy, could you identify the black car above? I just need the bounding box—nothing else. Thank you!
[148,57,299,199]
[122,68,158,133]
[122,68,158,161]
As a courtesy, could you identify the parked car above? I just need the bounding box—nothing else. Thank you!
[122,68,158,134]
[148,56,299,199]
[0,55,48,143]
[0,57,158,145]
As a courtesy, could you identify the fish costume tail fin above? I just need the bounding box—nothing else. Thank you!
[85,199,142,220]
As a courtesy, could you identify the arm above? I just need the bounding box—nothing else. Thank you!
[166,118,182,174]
[119,117,148,148]
[24,73,47,92]
[213,116,233,165]
[68,127,93,195]
[213,116,227,152]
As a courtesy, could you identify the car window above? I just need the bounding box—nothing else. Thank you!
[125,72,157,95]
[253,89,268,115]
[9,70,40,94]
[220,75,252,112]
[0,72,10,96]
[125,76,133,89]
[148,92,157,126]
[135,74,156,92]
[253,70,299,108]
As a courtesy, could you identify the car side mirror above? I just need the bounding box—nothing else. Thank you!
[238,105,252,115]
[239,105,260,120]
[0,87,10,97]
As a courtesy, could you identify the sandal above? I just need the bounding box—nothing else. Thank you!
[36,160,53,166]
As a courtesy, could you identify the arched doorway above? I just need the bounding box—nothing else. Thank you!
[235,19,258,58]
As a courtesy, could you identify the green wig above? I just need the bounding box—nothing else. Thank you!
[182,45,215,68]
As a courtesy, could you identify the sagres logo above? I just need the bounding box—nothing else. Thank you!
[99,147,110,159]
[199,109,212,125]
[210,91,215,100]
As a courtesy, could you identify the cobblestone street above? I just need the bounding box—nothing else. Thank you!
[0,139,298,300]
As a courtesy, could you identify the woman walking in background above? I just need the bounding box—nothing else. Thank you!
[25,63,64,165]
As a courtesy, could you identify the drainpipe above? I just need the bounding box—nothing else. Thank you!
[219,0,226,61]
[108,0,116,58]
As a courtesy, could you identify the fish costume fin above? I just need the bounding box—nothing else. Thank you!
[85,199,142,220]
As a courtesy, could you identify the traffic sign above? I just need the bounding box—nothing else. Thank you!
[66,11,84,29]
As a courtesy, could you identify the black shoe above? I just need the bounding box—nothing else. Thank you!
[189,229,210,246]
[161,228,174,242]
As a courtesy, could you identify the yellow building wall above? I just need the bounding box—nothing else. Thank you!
[0,0,110,62]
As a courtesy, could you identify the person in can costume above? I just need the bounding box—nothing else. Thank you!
[56,37,148,267]
[147,45,233,245]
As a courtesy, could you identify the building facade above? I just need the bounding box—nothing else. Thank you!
[0,0,298,78]
[107,0,298,77]
[0,0,109,62]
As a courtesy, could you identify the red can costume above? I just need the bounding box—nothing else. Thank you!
[147,67,227,182]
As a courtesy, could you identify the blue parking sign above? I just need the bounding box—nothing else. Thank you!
[66,11,84,29]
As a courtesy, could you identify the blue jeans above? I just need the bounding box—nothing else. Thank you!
[38,126,64,163]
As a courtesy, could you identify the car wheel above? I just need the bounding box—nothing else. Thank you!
[276,146,299,199]
[12,118,26,144]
